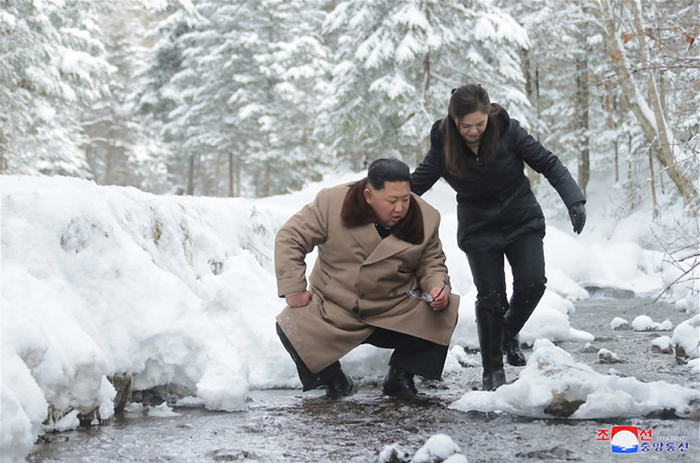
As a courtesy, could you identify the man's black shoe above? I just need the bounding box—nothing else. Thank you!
[382,366,418,399]
[324,370,357,399]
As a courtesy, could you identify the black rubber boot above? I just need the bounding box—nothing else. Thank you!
[482,369,506,391]
[503,283,545,367]
[476,291,507,391]
[503,334,526,367]
[383,365,418,399]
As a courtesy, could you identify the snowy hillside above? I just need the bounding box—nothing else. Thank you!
[1,174,697,462]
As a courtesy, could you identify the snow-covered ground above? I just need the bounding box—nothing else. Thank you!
[2,173,698,463]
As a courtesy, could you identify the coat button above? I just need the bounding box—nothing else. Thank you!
[359,293,365,299]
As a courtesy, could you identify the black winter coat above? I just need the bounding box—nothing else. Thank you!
[411,106,585,254]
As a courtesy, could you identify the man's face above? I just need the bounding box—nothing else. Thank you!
[363,181,411,227]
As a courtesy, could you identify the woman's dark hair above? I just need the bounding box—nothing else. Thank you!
[443,84,500,176]
[367,158,410,190]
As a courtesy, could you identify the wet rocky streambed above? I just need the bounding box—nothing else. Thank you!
[28,295,699,463]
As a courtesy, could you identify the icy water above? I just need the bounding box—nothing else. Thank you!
[28,296,699,463]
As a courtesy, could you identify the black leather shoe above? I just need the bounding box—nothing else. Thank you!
[482,370,506,391]
[383,366,418,399]
[324,370,357,399]
[504,335,527,366]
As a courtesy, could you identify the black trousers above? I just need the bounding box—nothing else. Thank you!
[466,232,547,341]
[466,233,546,298]
[276,323,448,391]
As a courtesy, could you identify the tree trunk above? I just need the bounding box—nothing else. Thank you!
[648,144,658,214]
[186,153,195,196]
[521,47,539,136]
[228,152,234,198]
[520,47,540,187]
[420,51,431,166]
[614,140,619,183]
[104,149,113,185]
[234,162,241,197]
[604,82,619,183]
[575,42,590,197]
[262,161,270,197]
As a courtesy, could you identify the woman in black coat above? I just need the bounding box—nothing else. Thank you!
[411,84,586,391]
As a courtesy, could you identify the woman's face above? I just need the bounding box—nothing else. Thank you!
[456,111,488,143]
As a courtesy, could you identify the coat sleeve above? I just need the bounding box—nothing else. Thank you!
[415,212,451,294]
[510,119,586,208]
[274,189,329,298]
[410,120,445,196]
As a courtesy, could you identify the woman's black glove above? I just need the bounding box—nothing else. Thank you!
[568,202,586,234]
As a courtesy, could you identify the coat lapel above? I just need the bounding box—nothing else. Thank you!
[347,223,382,255]
[363,234,413,266]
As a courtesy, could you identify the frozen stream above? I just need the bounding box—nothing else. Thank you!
[28,296,699,463]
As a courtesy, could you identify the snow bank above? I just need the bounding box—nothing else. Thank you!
[0,174,684,462]
[450,339,699,419]
[2,176,289,462]
[544,227,663,296]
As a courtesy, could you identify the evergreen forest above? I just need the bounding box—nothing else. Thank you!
[1,0,698,209]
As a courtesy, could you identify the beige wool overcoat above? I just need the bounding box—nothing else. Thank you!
[275,178,459,374]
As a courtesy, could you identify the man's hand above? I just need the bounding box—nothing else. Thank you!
[429,286,449,312]
[286,290,312,308]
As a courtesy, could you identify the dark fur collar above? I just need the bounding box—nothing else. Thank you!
[340,178,424,245]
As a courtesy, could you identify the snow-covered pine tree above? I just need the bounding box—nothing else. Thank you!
[161,0,331,197]
[317,0,530,169]
[81,0,154,189]
[158,0,218,196]
[245,0,332,196]
[130,0,195,194]
[222,0,332,197]
[1,0,111,177]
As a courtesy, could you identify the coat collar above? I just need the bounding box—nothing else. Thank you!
[340,178,424,245]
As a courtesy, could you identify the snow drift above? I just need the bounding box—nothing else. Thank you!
[450,339,699,419]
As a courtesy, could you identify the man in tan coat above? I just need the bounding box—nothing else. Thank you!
[275,158,459,399]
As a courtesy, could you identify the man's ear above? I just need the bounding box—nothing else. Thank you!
[363,188,372,205]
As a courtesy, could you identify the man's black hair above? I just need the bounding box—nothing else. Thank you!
[367,158,410,190]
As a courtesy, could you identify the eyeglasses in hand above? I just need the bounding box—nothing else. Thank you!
[407,282,446,303]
